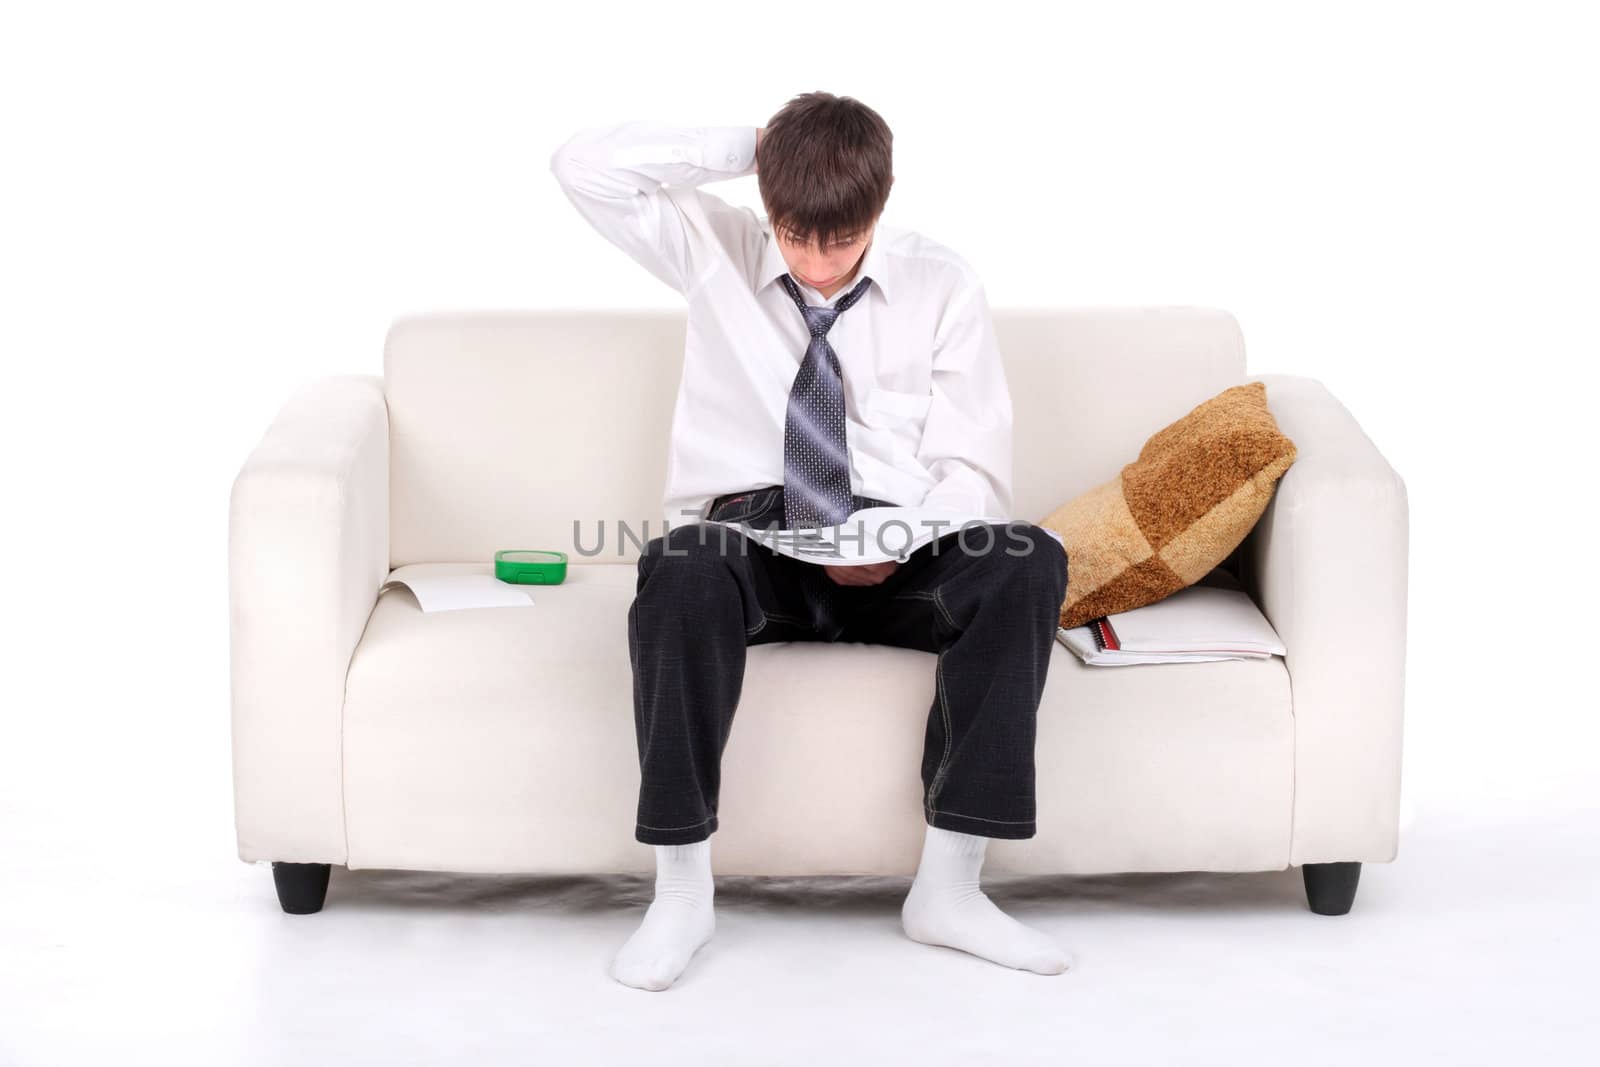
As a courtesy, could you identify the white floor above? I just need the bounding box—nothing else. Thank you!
[3,800,1594,1065]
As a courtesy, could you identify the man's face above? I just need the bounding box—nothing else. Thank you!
[775,223,875,298]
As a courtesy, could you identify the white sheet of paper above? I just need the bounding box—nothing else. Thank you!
[381,574,535,612]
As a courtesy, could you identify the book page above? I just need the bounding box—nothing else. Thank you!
[705,506,1011,566]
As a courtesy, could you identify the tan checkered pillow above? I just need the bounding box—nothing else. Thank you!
[1038,380,1297,629]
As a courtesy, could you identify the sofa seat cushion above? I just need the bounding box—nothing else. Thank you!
[340,562,1294,876]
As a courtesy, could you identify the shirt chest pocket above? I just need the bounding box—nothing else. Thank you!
[862,386,934,428]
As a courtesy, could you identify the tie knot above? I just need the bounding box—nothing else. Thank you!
[803,306,838,337]
[780,273,872,335]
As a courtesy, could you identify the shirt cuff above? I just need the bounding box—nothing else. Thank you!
[919,470,1009,521]
[698,125,758,175]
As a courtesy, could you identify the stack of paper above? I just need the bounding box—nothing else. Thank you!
[1056,584,1284,666]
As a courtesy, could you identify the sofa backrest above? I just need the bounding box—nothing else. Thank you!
[384,306,1247,567]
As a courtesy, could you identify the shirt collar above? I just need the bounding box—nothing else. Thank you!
[756,217,894,305]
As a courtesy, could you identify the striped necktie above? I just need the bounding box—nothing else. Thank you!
[778,271,874,530]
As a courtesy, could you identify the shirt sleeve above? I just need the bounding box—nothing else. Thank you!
[548,122,759,295]
[914,273,1015,519]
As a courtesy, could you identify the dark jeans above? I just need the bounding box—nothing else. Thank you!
[626,484,1069,845]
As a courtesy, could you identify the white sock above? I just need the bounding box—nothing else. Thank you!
[901,825,1072,974]
[610,839,716,991]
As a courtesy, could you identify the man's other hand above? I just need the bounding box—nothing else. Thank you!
[822,560,900,586]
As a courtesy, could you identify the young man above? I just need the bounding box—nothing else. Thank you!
[549,92,1071,991]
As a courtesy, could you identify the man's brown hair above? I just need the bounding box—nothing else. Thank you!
[757,91,894,248]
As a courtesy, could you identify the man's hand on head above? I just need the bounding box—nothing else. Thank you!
[822,560,901,586]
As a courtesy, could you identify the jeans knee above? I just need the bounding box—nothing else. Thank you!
[988,522,1068,597]
[638,523,750,586]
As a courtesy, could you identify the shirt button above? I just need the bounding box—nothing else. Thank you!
[727,153,738,163]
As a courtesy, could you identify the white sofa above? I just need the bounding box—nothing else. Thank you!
[228,306,1409,917]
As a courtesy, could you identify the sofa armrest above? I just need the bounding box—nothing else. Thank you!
[229,374,389,865]
[1237,373,1410,866]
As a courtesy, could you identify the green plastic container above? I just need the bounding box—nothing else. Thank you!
[494,549,568,585]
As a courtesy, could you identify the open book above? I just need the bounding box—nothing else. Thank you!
[704,505,1050,566]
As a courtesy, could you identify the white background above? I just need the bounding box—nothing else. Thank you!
[3,1,1596,1062]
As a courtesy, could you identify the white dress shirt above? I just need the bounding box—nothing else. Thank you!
[548,121,1014,528]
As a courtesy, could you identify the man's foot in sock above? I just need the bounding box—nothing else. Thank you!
[900,825,1072,975]
[610,839,716,991]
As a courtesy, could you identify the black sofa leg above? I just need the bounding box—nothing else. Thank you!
[272,861,332,914]
[1302,861,1361,915]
